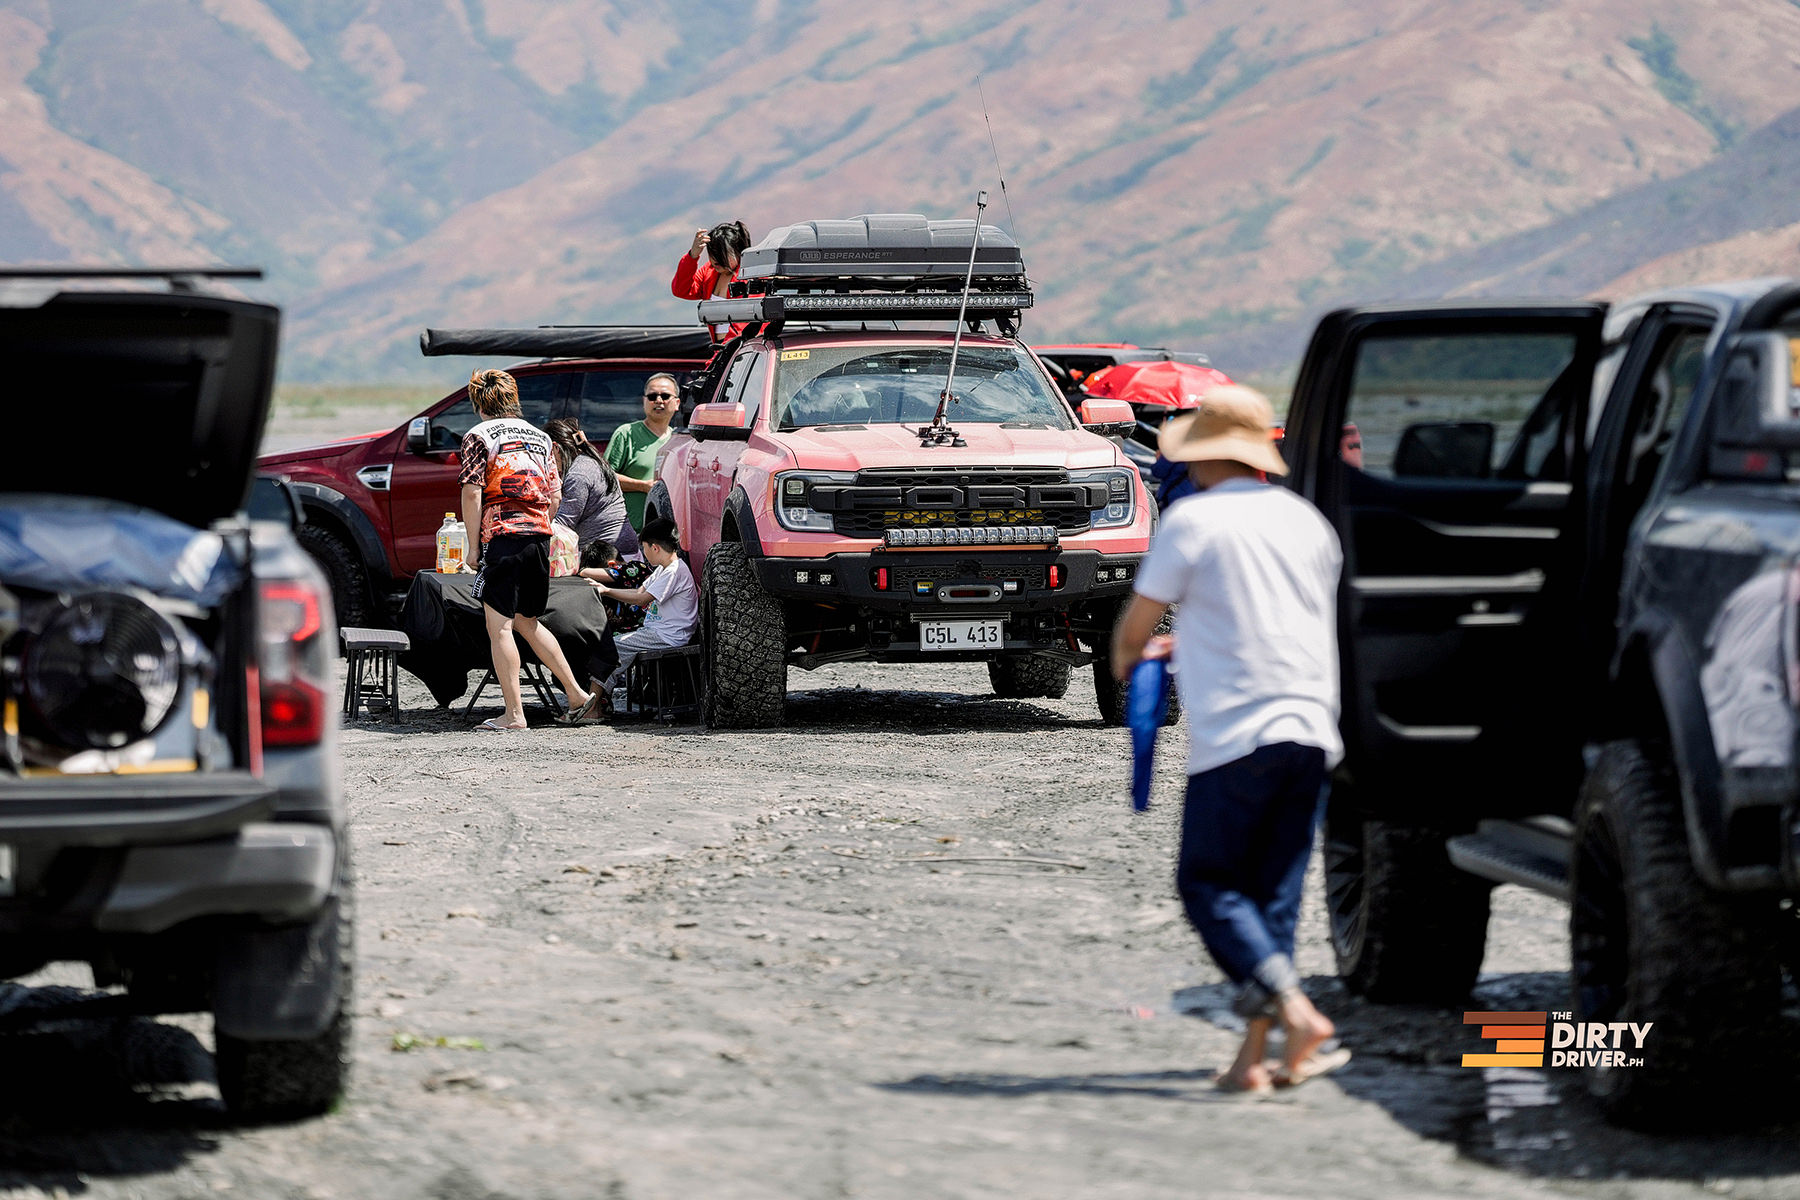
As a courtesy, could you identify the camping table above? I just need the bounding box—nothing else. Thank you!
[397,571,616,708]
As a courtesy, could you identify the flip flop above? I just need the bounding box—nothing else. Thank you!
[555,693,605,726]
[1213,1073,1274,1097]
[476,718,527,732]
[1273,1046,1352,1088]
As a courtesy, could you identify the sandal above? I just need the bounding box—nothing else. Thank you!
[476,718,527,732]
[556,693,605,725]
[1272,1046,1351,1088]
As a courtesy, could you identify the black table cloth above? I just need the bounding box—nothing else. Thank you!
[398,571,616,707]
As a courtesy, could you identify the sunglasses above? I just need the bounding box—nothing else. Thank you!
[644,391,676,401]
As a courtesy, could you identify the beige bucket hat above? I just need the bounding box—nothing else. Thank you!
[1156,383,1288,476]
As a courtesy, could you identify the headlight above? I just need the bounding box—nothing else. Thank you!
[1072,467,1137,529]
[772,470,855,533]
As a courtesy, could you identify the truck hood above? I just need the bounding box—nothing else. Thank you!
[5,291,279,528]
[767,422,1121,472]
[258,429,388,466]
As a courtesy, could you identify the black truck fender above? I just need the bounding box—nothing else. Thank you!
[720,486,766,557]
[1621,611,1733,889]
[287,482,394,593]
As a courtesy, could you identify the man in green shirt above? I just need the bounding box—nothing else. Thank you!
[605,373,678,530]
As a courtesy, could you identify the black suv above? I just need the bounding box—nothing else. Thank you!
[1281,284,1800,1128]
[0,271,350,1120]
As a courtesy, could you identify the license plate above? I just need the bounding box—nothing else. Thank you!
[918,619,1004,651]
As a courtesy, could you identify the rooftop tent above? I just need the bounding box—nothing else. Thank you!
[737,214,1026,282]
[419,326,713,360]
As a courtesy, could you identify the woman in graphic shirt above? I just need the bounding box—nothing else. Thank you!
[672,220,752,342]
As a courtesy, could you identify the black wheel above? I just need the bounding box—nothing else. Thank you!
[1571,740,1783,1129]
[297,522,373,631]
[701,540,786,728]
[1323,804,1490,1005]
[215,855,354,1122]
[988,654,1071,699]
[1093,604,1180,726]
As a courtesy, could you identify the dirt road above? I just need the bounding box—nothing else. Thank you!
[5,663,1800,1199]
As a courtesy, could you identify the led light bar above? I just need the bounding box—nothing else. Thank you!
[699,291,1034,326]
[882,525,1058,548]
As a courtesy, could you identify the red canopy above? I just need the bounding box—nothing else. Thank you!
[1082,360,1233,410]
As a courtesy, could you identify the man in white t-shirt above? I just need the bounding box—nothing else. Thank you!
[1112,384,1347,1095]
[590,518,698,709]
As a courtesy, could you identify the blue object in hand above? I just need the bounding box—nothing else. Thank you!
[1127,658,1170,811]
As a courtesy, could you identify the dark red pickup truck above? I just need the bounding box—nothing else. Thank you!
[257,327,712,627]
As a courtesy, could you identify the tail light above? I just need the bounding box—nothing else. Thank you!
[258,579,329,748]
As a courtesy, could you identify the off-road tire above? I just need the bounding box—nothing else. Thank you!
[1093,605,1180,726]
[214,850,354,1122]
[1324,807,1490,1005]
[701,540,787,728]
[988,654,1071,699]
[1571,740,1783,1129]
[297,523,373,632]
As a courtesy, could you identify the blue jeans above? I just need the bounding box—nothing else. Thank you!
[1177,742,1329,1017]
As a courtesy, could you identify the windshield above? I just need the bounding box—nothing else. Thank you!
[772,345,1073,430]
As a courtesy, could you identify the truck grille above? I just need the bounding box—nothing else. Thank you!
[829,467,1094,538]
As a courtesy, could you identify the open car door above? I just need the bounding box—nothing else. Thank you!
[1284,302,1606,819]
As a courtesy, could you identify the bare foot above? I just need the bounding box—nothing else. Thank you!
[1274,989,1335,1076]
[1216,1060,1273,1094]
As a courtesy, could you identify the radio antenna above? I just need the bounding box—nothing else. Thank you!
[922,189,986,448]
[976,77,1018,238]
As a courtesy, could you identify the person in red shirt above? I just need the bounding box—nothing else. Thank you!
[672,220,751,342]
[457,368,595,730]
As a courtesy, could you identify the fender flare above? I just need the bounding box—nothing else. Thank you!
[1626,611,1728,887]
[287,482,394,591]
[722,486,765,556]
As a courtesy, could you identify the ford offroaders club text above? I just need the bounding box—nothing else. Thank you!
[1461,1011,1653,1069]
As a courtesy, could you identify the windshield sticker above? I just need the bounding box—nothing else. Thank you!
[780,350,811,361]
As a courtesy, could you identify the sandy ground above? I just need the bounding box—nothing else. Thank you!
[4,661,1800,1199]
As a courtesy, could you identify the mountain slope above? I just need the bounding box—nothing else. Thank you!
[4,0,1798,379]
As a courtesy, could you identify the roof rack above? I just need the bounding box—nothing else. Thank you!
[700,214,1033,333]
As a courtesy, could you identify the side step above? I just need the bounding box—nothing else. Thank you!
[1446,817,1573,901]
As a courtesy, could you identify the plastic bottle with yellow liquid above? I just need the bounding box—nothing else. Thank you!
[436,513,467,573]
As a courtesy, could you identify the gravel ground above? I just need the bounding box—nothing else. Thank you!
[4,661,1800,1199]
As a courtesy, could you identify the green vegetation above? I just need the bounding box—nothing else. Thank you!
[273,384,440,420]
[1143,28,1238,110]
[1286,136,1335,185]
[1069,134,1206,203]
[1627,25,1740,149]
[1228,197,1289,252]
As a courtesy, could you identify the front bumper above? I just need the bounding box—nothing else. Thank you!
[752,547,1142,614]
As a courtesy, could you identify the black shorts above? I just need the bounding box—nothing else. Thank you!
[473,533,551,618]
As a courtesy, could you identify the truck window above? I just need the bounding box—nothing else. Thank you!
[431,372,561,452]
[1617,323,1709,508]
[772,346,1072,430]
[1345,332,1580,481]
[574,370,669,447]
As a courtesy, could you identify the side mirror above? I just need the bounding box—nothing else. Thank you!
[1394,420,1494,479]
[1710,333,1800,478]
[1078,397,1135,438]
[688,402,751,442]
[407,416,432,454]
